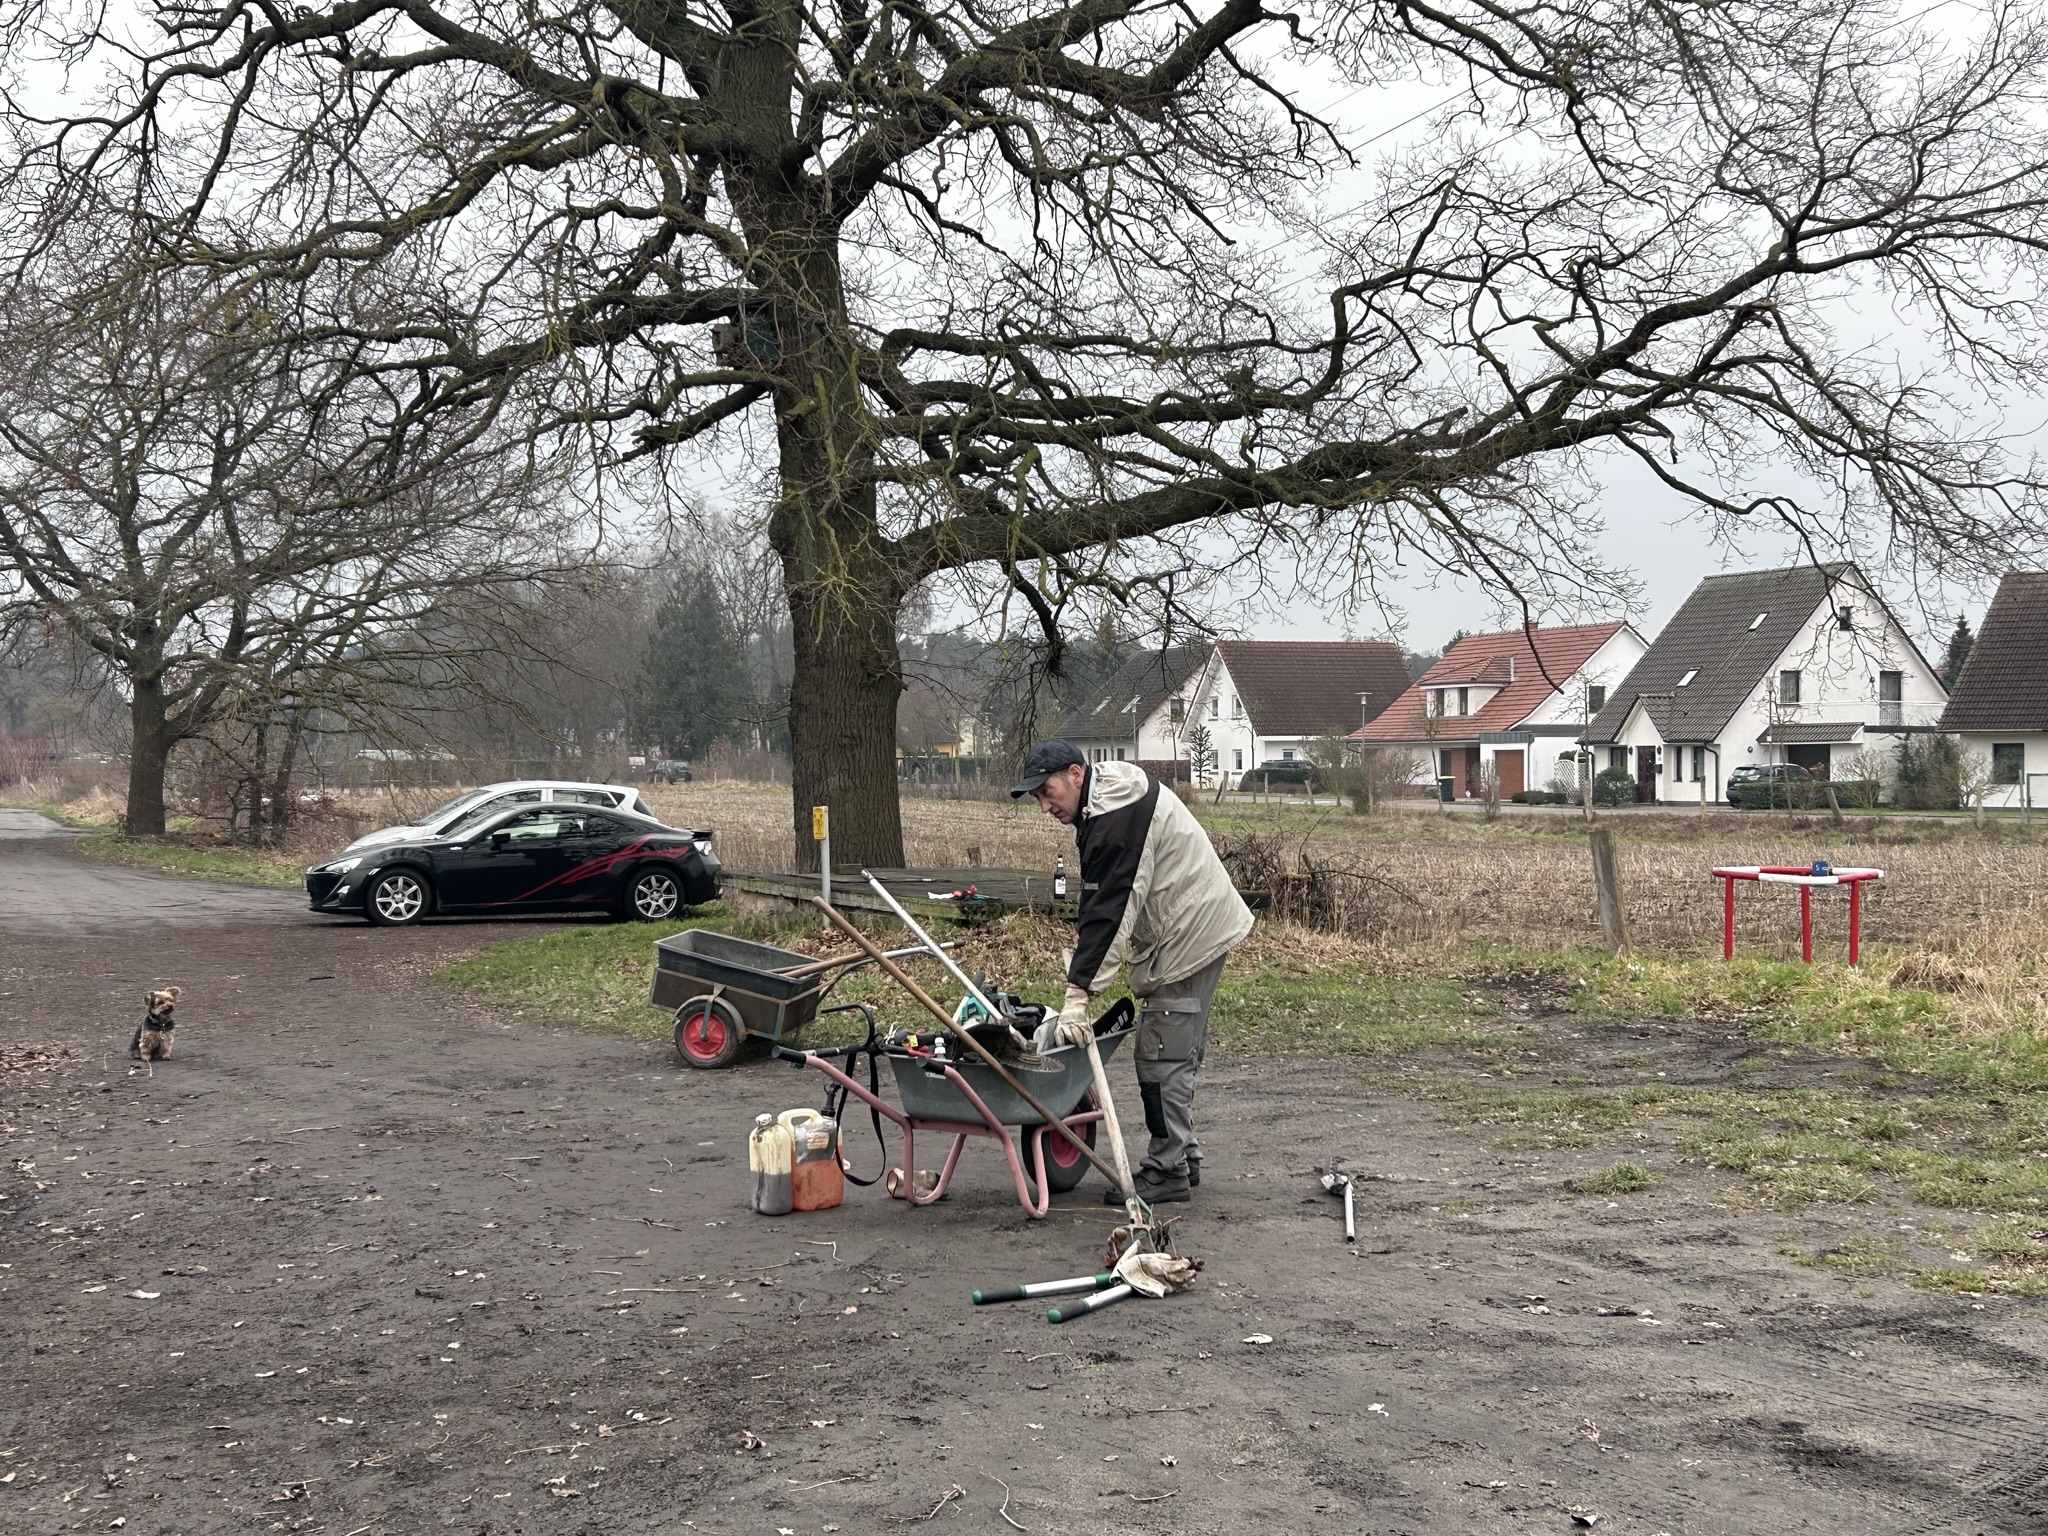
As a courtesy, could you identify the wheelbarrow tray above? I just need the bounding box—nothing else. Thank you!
[886,1018,1132,1127]
[649,929,823,1040]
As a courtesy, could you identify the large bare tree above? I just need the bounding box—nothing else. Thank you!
[9,0,2048,862]
[0,243,588,833]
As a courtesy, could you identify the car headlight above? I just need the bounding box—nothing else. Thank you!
[318,856,363,874]
[692,839,713,856]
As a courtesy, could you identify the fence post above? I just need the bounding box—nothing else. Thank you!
[1590,825,1630,953]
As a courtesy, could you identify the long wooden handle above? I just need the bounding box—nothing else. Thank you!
[1083,1033,1138,1206]
[810,897,1124,1188]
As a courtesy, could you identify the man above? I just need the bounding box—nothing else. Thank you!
[1011,739,1253,1205]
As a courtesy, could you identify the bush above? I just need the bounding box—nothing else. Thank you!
[1593,767,1638,807]
[1893,735,1964,811]
[1511,789,1569,805]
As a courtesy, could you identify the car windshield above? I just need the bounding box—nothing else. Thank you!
[419,790,488,824]
[444,802,514,839]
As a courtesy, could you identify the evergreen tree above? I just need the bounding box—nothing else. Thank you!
[635,566,749,759]
[1940,614,1976,689]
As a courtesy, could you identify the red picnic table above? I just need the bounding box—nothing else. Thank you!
[1710,864,1885,966]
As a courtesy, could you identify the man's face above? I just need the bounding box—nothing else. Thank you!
[1030,763,1086,824]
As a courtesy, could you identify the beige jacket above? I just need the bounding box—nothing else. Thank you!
[1066,761,1253,997]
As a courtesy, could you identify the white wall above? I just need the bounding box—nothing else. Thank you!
[1187,656,1261,777]
[1959,733,2048,811]
[1517,629,1650,731]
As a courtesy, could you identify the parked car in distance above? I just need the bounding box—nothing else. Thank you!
[308,804,719,926]
[650,759,693,784]
[341,780,655,854]
[1237,760,1320,792]
[1726,763,1817,809]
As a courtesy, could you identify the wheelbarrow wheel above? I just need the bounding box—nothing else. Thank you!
[1038,1100,1098,1194]
[674,995,746,1070]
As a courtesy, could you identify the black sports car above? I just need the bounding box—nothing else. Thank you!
[306,802,720,926]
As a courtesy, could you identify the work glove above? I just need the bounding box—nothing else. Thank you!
[1052,985,1094,1049]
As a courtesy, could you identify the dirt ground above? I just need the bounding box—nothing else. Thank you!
[3,815,2044,1535]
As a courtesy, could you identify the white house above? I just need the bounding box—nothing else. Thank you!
[1059,645,1208,768]
[1584,562,1948,803]
[1939,570,2048,811]
[1060,639,1412,782]
[1185,640,1413,782]
[1353,622,1646,797]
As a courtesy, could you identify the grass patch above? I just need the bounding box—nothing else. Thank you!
[1913,1265,2048,1299]
[63,830,306,889]
[1565,1160,1657,1195]
[1795,1237,1899,1276]
[440,907,1474,1058]
[1459,940,2048,1091]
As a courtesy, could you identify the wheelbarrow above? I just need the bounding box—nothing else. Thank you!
[769,1000,1137,1218]
[650,928,951,1069]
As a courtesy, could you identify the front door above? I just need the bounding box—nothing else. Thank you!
[1636,746,1659,802]
[1494,749,1525,799]
[1464,747,1483,798]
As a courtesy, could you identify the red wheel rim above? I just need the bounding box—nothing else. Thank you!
[1048,1126,1087,1168]
[679,1008,729,1062]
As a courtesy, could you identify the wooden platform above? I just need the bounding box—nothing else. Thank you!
[718,866,1080,923]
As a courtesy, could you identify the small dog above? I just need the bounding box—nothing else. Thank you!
[131,986,182,1062]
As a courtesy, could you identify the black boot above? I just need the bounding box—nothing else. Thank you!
[1104,1168,1191,1206]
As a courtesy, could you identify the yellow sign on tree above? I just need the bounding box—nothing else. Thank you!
[811,805,828,842]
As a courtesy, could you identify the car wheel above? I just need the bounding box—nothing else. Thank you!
[366,869,430,927]
[624,867,682,922]
[674,995,746,1069]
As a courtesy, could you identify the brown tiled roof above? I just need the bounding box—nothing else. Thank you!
[1585,562,1931,744]
[1353,623,1630,742]
[1940,572,2048,732]
[1211,640,1412,738]
[1059,645,1206,739]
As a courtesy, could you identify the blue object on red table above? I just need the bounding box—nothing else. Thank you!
[1811,860,1832,877]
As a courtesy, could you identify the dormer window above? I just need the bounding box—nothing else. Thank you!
[1677,669,1697,687]
[1123,695,1142,713]
[1748,613,1767,631]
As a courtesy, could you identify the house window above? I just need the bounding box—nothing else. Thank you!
[1677,669,1697,687]
[1281,749,1296,760]
[1208,696,1218,719]
[1170,697,1185,722]
[1586,685,1606,714]
[1232,748,1244,772]
[1749,612,1767,631]
[1609,747,1627,772]
[1115,747,1125,761]
[1779,669,1802,705]
[1993,744,2025,785]
[1457,687,1469,716]
[1230,695,1241,719]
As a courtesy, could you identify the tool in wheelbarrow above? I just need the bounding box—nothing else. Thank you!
[1320,1157,1355,1244]
[858,874,1201,1320]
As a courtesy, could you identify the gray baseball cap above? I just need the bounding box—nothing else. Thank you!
[1009,739,1085,798]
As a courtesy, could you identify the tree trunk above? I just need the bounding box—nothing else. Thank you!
[265,706,307,838]
[784,570,905,872]
[126,678,172,835]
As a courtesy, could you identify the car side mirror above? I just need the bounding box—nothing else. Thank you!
[489,829,512,848]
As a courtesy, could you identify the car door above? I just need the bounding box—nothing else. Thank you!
[433,808,560,910]
[536,812,637,910]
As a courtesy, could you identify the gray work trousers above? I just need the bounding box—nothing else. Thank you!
[1134,954,1226,1179]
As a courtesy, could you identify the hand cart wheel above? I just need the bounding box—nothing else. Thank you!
[1036,1094,1098,1193]
[673,994,746,1070]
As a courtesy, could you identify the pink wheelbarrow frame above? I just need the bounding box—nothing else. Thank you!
[766,1005,1135,1220]
[1711,864,1885,965]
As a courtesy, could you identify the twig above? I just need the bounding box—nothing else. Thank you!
[801,1239,840,1260]
[341,1524,382,1536]
[887,1484,965,1523]
[1131,1402,1212,1414]
[1025,1352,1067,1364]
[287,1125,338,1134]
[785,1474,869,1490]
[1101,1489,1179,1504]
[981,1470,1028,1531]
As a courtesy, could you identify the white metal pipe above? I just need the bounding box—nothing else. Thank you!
[862,871,1003,1019]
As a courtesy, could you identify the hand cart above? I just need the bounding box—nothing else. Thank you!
[768,1000,1137,1218]
[649,928,951,1069]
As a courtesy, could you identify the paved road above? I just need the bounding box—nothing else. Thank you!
[0,810,299,934]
